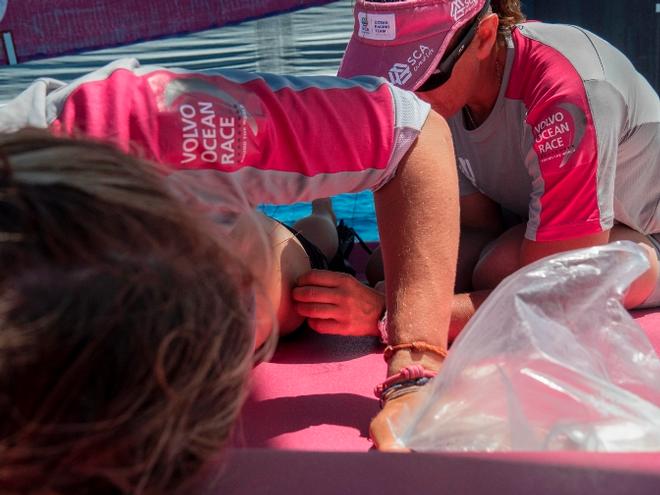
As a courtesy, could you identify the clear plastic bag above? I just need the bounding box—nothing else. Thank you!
[393,241,660,452]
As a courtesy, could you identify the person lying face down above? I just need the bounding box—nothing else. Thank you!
[0,58,460,492]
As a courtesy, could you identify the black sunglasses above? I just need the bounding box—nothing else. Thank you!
[416,2,491,93]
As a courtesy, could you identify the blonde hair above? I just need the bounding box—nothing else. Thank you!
[0,129,258,494]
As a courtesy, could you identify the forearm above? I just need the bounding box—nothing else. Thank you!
[374,111,459,373]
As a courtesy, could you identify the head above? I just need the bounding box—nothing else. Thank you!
[339,0,526,116]
[0,129,258,494]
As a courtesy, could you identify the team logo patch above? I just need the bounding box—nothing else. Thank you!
[357,12,396,41]
[388,45,434,87]
[156,76,257,169]
[388,63,411,86]
[532,102,587,168]
[450,0,479,22]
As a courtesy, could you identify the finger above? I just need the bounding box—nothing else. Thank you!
[306,318,348,335]
[296,269,349,288]
[294,302,340,319]
[291,285,341,304]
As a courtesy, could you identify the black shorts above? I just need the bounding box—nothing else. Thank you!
[280,223,330,270]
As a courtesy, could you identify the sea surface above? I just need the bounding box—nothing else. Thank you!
[0,0,381,240]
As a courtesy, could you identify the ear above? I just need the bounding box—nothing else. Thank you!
[473,13,499,61]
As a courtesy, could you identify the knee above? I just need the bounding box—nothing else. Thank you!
[472,225,526,290]
[623,242,660,309]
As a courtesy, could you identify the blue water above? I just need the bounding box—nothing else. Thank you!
[0,0,380,240]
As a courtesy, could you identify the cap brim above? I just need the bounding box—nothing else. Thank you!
[337,0,487,91]
[338,29,452,91]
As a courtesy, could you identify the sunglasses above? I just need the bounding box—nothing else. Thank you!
[416,2,491,93]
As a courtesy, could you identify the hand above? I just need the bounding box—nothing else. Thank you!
[369,390,428,451]
[292,270,385,336]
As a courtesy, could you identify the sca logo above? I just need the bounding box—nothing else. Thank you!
[387,45,434,86]
[388,63,411,86]
[450,0,479,22]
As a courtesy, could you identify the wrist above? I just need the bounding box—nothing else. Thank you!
[374,364,437,406]
[386,348,444,377]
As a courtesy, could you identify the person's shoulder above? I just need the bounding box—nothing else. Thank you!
[511,22,637,86]
[507,23,606,109]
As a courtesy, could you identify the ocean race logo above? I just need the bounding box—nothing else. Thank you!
[531,102,586,168]
[388,44,434,87]
[159,76,258,169]
[179,102,238,166]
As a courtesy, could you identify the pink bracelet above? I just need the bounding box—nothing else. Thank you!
[374,364,437,398]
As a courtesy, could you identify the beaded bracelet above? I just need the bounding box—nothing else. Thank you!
[377,379,431,408]
[374,364,437,398]
[383,341,448,362]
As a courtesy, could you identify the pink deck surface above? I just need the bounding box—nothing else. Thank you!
[237,308,660,471]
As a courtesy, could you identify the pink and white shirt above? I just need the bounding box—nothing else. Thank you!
[0,58,430,211]
[450,22,660,242]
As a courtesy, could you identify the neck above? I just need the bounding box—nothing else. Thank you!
[464,43,505,128]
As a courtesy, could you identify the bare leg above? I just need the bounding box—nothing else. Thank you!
[472,223,659,308]
[248,202,343,348]
[608,225,659,308]
[291,198,338,260]
[234,211,326,348]
[472,223,525,290]
[365,226,499,292]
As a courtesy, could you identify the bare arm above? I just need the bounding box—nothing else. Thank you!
[369,112,460,451]
[374,110,460,375]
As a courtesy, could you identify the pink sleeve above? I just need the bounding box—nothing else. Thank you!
[48,60,404,205]
[508,32,605,242]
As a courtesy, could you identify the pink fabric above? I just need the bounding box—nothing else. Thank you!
[506,27,602,242]
[237,333,383,450]
[52,67,395,176]
[0,1,333,64]
[238,308,660,469]
[338,0,487,90]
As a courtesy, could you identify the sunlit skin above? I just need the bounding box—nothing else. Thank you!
[416,13,503,123]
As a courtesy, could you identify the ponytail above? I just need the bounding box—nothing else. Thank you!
[491,0,527,32]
